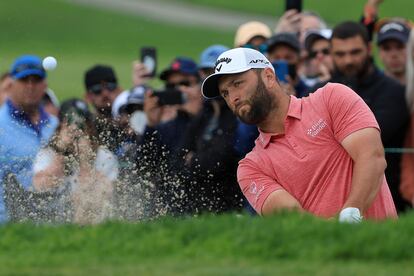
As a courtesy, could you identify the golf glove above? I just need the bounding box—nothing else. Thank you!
[339,207,362,223]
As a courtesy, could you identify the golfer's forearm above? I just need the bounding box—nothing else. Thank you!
[343,156,386,213]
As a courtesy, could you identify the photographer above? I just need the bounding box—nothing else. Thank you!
[33,99,118,224]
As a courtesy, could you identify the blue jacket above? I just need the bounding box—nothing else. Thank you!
[0,99,58,221]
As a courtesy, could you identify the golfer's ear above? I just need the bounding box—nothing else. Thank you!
[263,67,276,87]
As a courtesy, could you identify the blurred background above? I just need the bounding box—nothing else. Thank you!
[1,0,412,99]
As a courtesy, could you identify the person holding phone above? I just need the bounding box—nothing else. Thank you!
[267,33,309,97]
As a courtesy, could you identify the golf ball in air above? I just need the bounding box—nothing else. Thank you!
[42,56,57,71]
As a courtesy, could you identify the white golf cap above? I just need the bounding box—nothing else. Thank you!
[201,47,274,99]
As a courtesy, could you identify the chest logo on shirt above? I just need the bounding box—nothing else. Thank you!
[307,118,327,137]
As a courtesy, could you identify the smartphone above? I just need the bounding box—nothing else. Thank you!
[272,60,289,83]
[140,47,157,78]
[285,0,302,12]
[153,89,186,106]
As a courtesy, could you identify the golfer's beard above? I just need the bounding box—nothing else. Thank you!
[236,79,273,125]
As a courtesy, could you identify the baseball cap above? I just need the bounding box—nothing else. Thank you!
[199,45,230,69]
[267,33,301,53]
[112,85,146,118]
[304,29,332,52]
[84,65,118,90]
[10,55,46,80]
[201,48,274,99]
[159,57,199,81]
[377,21,410,45]
[234,21,272,47]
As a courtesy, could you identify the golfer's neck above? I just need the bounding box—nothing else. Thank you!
[258,94,290,134]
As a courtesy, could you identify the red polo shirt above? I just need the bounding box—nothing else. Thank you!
[238,83,397,219]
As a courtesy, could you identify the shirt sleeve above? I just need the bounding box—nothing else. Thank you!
[322,83,380,142]
[237,157,284,215]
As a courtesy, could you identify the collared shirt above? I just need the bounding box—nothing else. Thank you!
[238,83,397,219]
[0,99,58,221]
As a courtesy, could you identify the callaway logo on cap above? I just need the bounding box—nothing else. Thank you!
[201,48,274,99]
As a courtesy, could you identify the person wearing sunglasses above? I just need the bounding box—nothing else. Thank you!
[0,55,59,222]
[303,29,334,87]
[84,65,123,153]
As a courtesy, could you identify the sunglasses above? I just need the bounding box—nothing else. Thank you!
[243,43,268,54]
[88,82,118,95]
[309,48,330,59]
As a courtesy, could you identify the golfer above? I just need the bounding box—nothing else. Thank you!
[202,48,397,222]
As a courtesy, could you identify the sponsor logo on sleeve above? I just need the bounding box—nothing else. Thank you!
[249,181,264,206]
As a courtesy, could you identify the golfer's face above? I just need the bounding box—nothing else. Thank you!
[218,70,257,118]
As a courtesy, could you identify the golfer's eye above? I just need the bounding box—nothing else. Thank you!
[234,80,243,88]
[220,90,229,98]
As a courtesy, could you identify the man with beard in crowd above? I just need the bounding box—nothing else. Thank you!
[312,21,410,212]
[201,47,397,222]
[84,65,123,153]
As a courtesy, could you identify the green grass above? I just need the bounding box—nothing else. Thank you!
[0,0,233,100]
[177,0,414,24]
[1,212,414,275]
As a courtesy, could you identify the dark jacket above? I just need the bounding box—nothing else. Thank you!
[174,100,245,214]
[311,66,410,212]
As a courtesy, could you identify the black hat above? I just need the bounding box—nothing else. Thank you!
[267,33,301,53]
[84,65,118,90]
[304,29,332,52]
[377,22,410,45]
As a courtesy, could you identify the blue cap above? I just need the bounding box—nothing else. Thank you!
[160,57,199,80]
[199,45,230,69]
[10,55,46,80]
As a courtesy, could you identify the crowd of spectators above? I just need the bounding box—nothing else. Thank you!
[1,0,414,223]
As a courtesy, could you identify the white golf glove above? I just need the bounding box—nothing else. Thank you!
[338,207,362,223]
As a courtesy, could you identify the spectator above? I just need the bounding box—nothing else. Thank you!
[33,99,118,224]
[0,55,58,222]
[199,44,230,79]
[303,29,333,87]
[171,44,244,214]
[275,10,327,44]
[400,30,414,206]
[84,65,123,153]
[267,33,309,97]
[376,21,411,85]
[0,72,12,106]
[234,21,272,53]
[313,21,410,212]
[202,47,397,221]
[143,57,202,154]
[141,57,203,215]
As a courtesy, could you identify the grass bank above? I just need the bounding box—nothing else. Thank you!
[1,212,413,275]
